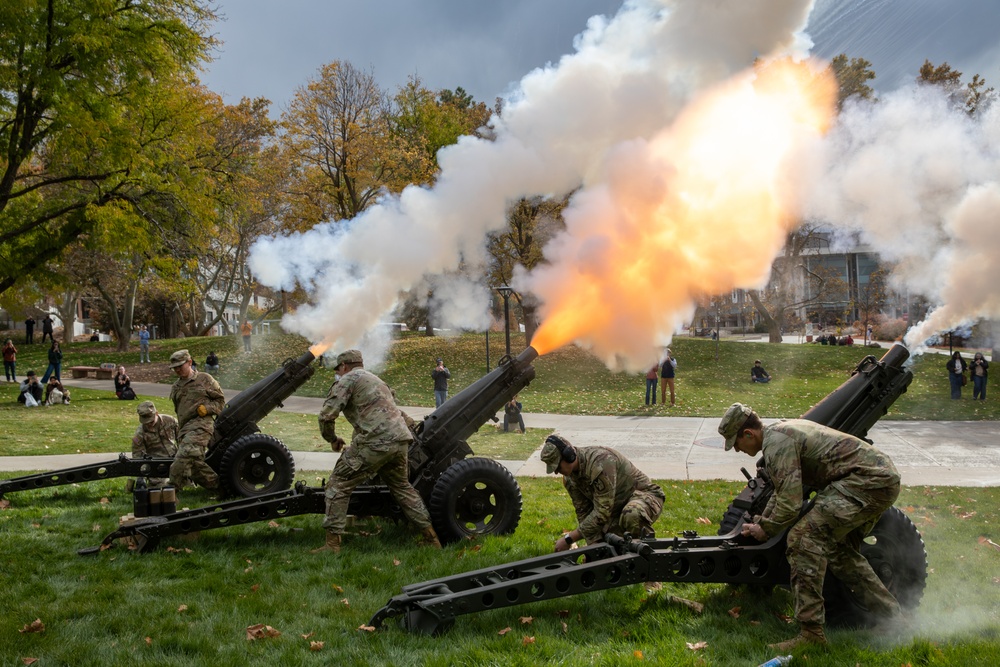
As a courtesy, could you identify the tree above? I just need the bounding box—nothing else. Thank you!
[829,54,877,110]
[855,268,888,345]
[0,0,218,296]
[916,59,995,114]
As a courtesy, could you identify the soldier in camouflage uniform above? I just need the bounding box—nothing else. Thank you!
[540,434,665,552]
[719,402,902,651]
[167,349,223,491]
[131,401,178,487]
[313,349,440,554]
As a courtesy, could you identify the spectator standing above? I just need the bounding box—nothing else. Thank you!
[947,351,967,400]
[970,352,989,401]
[24,316,35,345]
[241,320,253,352]
[205,351,220,373]
[750,360,772,383]
[40,341,62,383]
[44,376,71,405]
[659,349,677,406]
[503,396,526,433]
[18,370,44,406]
[138,325,151,363]
[40,314,54,343]
[431,358,450,408]
[644,364,658,405]
[2,338,16,382]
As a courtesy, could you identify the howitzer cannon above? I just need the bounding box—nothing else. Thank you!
[1,350,318,501]
[79,347,539,554]
[369,344,927,634]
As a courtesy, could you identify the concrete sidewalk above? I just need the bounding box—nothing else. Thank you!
[4,378,999,488]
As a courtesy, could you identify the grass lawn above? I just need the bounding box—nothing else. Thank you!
[0,476,997,666]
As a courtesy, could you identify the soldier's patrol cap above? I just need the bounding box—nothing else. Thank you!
[336,349,363,366]
[137,401,158,423]
[169,349,192,368]
[540,435,573,474]
[719,403,754,451]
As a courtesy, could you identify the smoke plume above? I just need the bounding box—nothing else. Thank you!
[248,0,822,363]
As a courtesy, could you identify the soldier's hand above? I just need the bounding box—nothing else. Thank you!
[197,404,208,417]
[741,522,767,542]
[554,536,571,553]
[331,437,346,453]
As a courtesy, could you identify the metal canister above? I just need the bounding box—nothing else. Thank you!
[160,486,177,515]
[148,488,162,516]
[132,479,149,518]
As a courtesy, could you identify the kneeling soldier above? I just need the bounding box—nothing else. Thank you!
[132,401,178,488]
[541,434,665,552]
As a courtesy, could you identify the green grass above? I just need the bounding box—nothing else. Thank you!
[0,476,997,666]
[6,331,997,421]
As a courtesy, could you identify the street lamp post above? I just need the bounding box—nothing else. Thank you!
[497,286,514,358]
[485,296,493,373]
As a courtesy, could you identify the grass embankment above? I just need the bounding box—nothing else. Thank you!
[0,477,997,666]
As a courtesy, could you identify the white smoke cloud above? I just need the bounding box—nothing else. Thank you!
[249,0,820,356]
[799,86,1000,348]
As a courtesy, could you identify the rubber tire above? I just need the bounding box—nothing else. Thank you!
[824,506,928,628]
[218,434,296,498]
[428,457,522,544]
[718,502,749,536]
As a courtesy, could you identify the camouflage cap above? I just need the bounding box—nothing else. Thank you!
[137,401,158,423]
[540,434,573,474]
[719,402,754,451]
[169,349,192,368]
[335,349,363,367]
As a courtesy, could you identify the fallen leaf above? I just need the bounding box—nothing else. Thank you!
[0,499,11,510]
[177,605,188,612]
[310,641,324,651]
[332,584,344,594]
[728,606,741,619]
[340,598,350,606]
[775,613,794,624]
[519,616,533,624]
[634,650,644,659]
[686,641,708,651]
[301,632,314,640]
[268,521,280,528]
[21,659,38,666]
[100,497,110,505]
[31,523,40,528]
[471,544,482,552]
[556,610,570,618]
[749,620,761,626]
[144,637,152,647]
[522,636,536,645]
[19,619,44,634]
[246,624,281,640]
[393,558,401,566]
[498,627,512,636]
[250,584,260,592]
[561,621,568,634]
[959,511,977,520]
[244,567,253,573]
[669,596,704,614]
[92,524,102,532]
[978,536,1000,552]
[357,625,376,632]
[696,517,712,525]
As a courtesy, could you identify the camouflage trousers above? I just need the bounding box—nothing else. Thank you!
[322,441,431,535]
[169,421,219,490]
[585,489,664,544]
[786,479,901,627]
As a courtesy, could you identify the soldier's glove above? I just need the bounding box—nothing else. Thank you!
[197,404,209,417]
[331,437,346,453]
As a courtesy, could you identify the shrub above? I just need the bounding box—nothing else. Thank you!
[874,317,908,341]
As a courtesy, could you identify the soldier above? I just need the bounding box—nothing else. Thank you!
[132,401,178,487]
[167,349,223,491]
[314,349,440,554]
[719,403,902,651]
[541,434,665,552]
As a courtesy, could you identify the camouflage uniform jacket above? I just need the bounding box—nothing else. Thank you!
[132,414,179,459]
[169,369,226,429]
[563,446,665,544]
[319,368,413,451]
[758,419,900,538]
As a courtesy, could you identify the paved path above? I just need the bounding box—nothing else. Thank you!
[4,378,999,488]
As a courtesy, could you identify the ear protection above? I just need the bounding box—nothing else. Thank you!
[546,434,577,464]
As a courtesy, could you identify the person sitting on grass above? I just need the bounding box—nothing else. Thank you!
[750,360,771,383]
[204,351,220,373]
[44,376,71,405]
[18,370,44,406]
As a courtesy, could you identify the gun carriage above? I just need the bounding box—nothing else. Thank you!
[369,344,928,634]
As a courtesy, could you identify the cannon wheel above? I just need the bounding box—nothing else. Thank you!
[824,506,928,628]
[718,502,748,536]
[428,457,522,543]
[218,434,296,498]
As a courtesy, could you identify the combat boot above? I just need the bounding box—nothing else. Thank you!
[768,623,827,652]
[310,533,341,554]
[418,527,442,549]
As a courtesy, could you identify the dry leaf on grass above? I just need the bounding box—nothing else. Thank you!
[267,521,280,528]
[393,558,401,566]
[686,641,708,651]
[498,627,512,636]
[340,598,350,606]
[669,596,704,614]
[775,613,794,624]
[301,632,314,640]
[177,605,188,612]
[978,536,1000,552]
[332,584,344,593]
[556,609,570,618]
[19,619,44,634]
[357,625,376,632]
[561,622,568,634]
[958,511,977,520]
[696,517,712,525]
[0,499,10,510]
[634,650,644,659]
[144,637,152,646]
[21,659,38,666]
[749,620,761,626]
[92,524,102,532]
[519,616,533,624]
[728,606,741,619]
[522,636,536,645]
[250,584,260,593]
[310,641,324,651]
[246,624,281,640]
[100,497,110,504]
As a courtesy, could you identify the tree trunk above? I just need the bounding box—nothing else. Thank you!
[748,291,784,343]
[55,288,80,345]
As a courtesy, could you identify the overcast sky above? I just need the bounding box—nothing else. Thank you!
[199,0,1000,115]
